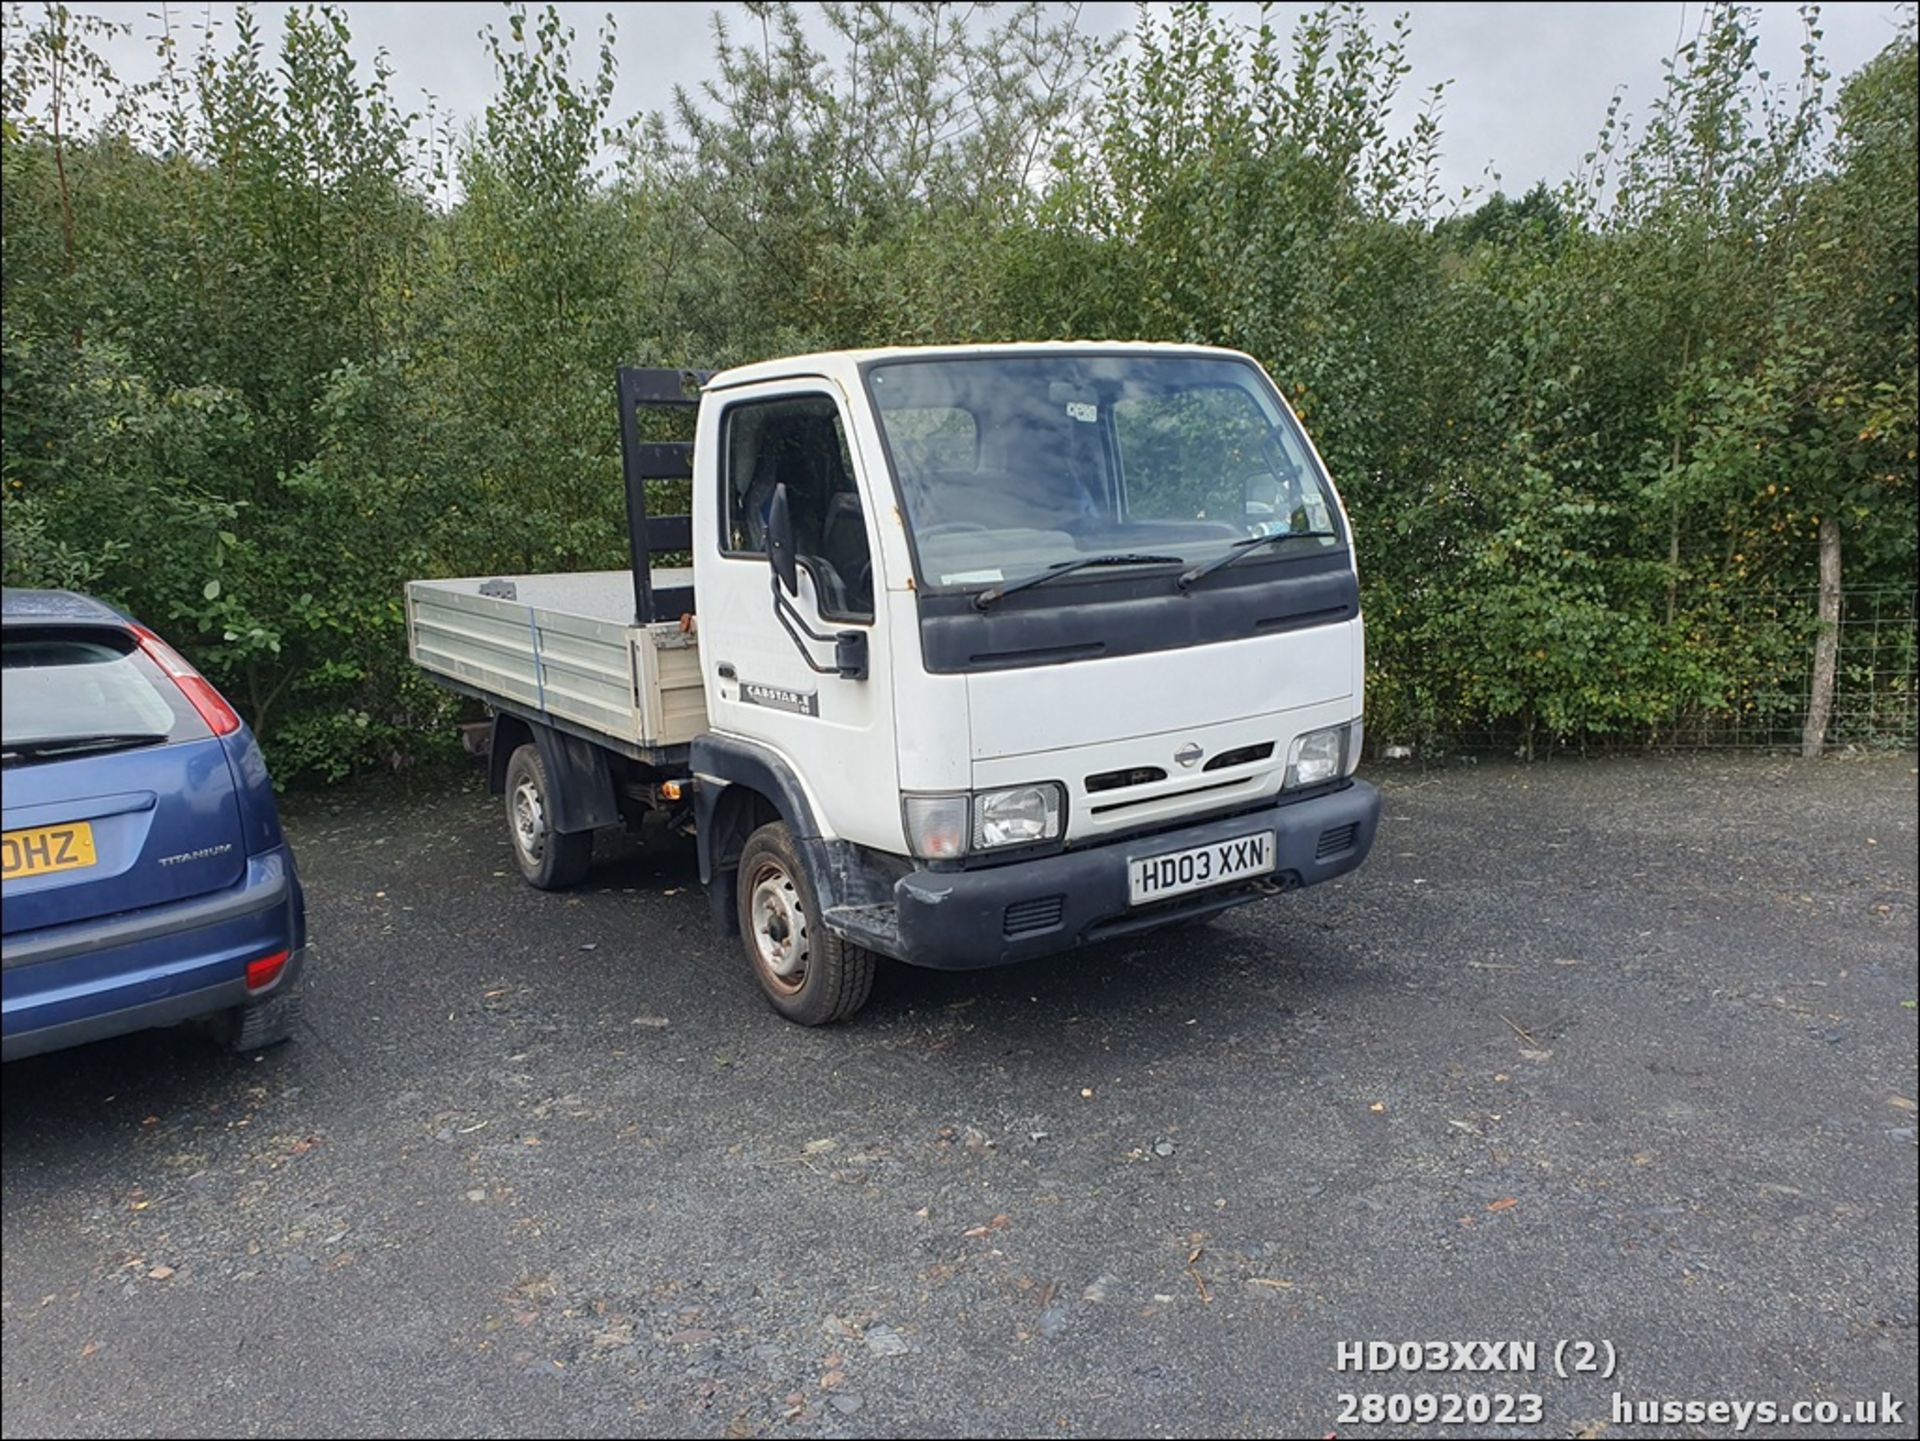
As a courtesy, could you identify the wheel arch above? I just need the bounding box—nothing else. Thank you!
[488,712,618,834]
[693,735,823,935]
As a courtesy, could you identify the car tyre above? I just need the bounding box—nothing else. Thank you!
[736,821,875,1025]
[226,985,302,1052]
[505,742,593,890]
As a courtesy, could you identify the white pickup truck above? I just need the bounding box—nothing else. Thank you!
[406,343,1380,1023]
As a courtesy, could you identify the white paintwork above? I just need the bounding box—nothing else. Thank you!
[963,619,1360,841]
[694,375,904,848]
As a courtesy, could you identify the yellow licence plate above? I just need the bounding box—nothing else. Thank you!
[1,822,98,880]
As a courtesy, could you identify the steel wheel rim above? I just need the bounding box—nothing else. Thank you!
[748,861,808,994]
[512,778,546,862]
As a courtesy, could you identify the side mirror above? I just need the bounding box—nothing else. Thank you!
[767,483,799,596]
[833,630,869,682]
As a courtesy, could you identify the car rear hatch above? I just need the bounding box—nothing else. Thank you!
[2,624,247,940]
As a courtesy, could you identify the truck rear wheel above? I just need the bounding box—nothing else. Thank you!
[736,822,874,1024]
[505,743,593,890]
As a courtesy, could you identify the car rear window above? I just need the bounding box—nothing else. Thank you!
[1,628,206,752]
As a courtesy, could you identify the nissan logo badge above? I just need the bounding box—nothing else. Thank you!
[1174,742,1204,768]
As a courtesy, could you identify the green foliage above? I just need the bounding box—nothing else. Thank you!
[2,0,1914,780]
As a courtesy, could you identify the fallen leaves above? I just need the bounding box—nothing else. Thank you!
[1187,1232,1212,1304]
[962,1213,1012,1238]
[146,1265,175,1280]
[1486,1197,1519,1213]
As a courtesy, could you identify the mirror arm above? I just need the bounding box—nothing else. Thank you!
[768,572,869,681]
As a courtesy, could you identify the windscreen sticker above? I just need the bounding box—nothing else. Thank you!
[940,568,1003,585]
[1065,401,1097,423]
[739,680,819,717]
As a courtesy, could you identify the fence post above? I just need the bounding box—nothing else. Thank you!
[1801,516,1843,758]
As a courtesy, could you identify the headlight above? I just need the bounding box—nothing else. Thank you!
[972,783,1065,851]
[1285,722,1357,789]
[902,783,1066,858]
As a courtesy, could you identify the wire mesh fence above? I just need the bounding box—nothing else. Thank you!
[1668,583,1914,749]
[1404,583,1918,756]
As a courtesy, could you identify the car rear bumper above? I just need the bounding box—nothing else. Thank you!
[2,847,304,1061]
[1,949,305,1061]
[890,780,1380,970]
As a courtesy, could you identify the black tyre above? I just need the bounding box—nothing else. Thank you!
[504,742,593,890]
[226,985,301,1052]
[735,821,875,1025]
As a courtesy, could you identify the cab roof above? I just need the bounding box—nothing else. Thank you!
[704,340,1254,393]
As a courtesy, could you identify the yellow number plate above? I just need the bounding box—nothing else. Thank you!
[1,822,98,880]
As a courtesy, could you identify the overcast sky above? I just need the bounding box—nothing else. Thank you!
[77,1,1910,203]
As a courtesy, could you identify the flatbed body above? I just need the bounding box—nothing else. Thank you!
[404,569,706,760]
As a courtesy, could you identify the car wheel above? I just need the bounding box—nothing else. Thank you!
[505,742,592,890]
[226,984,302,1052]
[735,821,875,1025]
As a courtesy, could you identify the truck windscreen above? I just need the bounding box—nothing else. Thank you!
[865,353,1343,594]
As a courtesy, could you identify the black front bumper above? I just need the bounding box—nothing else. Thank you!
[891,779,1381,970]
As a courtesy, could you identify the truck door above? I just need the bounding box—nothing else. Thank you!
[695,379,899,848]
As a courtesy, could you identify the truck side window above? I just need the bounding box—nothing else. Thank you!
[723,395,874,621]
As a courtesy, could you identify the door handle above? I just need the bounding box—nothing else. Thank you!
[716,662,736,679]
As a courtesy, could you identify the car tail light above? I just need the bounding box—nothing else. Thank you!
[131,625,242,735]
[246,949,290,991]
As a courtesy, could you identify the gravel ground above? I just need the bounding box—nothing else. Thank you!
[3,754,1915,1439]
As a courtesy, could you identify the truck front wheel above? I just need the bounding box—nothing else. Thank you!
[504,743,593,890]
[736,822,875,1024]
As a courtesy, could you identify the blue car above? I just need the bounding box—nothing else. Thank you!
[2,589,305,1060]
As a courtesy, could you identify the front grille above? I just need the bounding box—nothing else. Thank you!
[1315,822,1359,859]
[1090,775,1253,816]
[1085,765,1166,794]
[1003,895,1065,937]
[1203,741,1275,771]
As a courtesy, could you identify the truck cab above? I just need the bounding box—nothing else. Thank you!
[690,342,1379,1020]
[408,342,1380,1024]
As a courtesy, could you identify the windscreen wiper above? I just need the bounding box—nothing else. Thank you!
[973,553,1184,610]
[1177,529,1341,591]
[0,732,169,766]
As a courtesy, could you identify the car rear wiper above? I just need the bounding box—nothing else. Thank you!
[0,732,169,766]
[973,553,1185,610]
[1176,529,1342,591]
